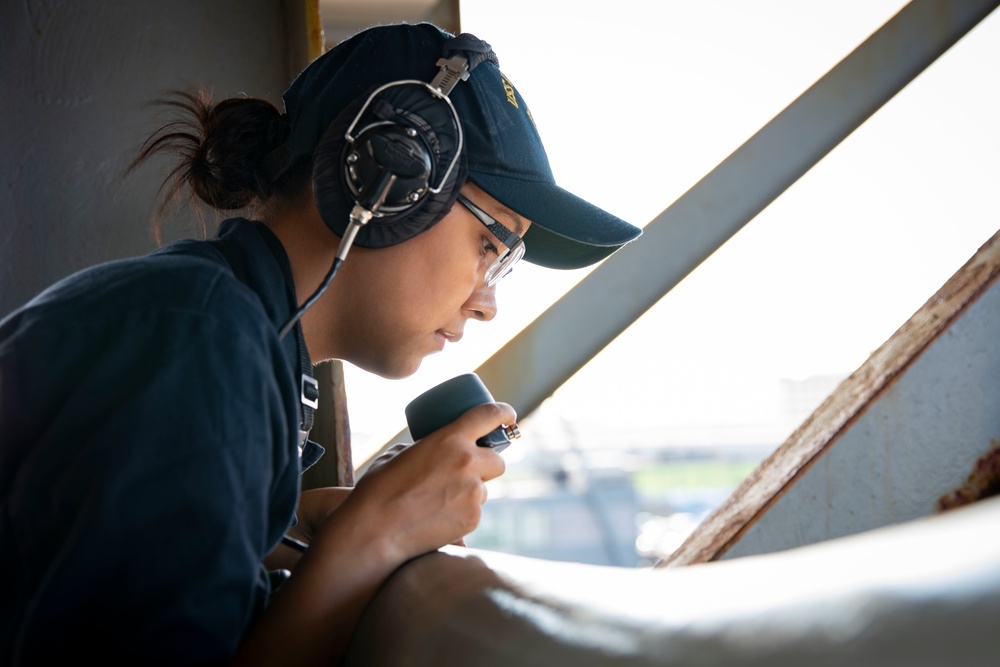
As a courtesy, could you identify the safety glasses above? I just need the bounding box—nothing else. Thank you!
[456,193,526,286]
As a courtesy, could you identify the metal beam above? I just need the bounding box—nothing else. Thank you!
[473,0,999,420]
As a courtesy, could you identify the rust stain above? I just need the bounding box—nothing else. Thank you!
[937,440,1000,512]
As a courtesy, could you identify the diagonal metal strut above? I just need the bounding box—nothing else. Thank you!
[471,0,999,421]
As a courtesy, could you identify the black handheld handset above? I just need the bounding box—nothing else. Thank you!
[404,373,519,452]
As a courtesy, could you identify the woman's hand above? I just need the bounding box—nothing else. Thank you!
[363,442,411,476]
[239,401,513,667]
[328,400,511,563]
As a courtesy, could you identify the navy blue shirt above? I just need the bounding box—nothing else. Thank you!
[0,218,318,665]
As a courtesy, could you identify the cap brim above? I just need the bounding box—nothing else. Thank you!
[469,171,642,270]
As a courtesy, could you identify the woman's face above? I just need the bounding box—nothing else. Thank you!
[321,184,531,379]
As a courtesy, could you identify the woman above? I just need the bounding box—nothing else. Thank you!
[0,22,640,666]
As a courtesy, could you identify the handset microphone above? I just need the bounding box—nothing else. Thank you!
[281,372,517,555]
[404,373,520,452]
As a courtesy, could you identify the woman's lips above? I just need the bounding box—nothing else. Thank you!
[435,329,463,349]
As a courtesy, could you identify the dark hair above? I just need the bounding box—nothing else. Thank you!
[129,89,311,237]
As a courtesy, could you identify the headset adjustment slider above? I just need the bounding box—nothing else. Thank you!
[431,55,470,96]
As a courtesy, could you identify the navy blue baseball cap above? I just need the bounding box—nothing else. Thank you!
[282,22,641,270]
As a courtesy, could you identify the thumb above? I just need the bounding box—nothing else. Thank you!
[447,401,517,443]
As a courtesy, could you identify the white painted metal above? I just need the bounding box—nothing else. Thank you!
[343,495,1000,666]
[724,266,1000,559]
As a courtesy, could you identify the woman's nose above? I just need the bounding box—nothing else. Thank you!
[463,281,497,321]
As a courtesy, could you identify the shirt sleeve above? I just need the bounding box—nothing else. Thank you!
[1,266,301,665]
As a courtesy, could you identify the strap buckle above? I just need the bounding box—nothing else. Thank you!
[300,373,319,410]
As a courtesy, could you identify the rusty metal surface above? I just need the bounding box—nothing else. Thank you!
[939,440,1000,511]
[662,227,1000,567]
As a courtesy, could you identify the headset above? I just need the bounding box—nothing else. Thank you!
[276,35,499,555]
[279,34,497,339]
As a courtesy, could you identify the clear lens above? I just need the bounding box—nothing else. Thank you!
[485,240,526,286]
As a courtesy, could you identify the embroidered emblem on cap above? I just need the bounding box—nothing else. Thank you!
[499,72,518,108]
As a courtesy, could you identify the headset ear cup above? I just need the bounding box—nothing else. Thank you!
[313,83,466,249]
[405,149,465,238]
[312,93,369,240]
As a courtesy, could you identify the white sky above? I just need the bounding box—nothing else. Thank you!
[343,2,1000,463]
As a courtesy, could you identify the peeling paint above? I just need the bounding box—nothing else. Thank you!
[937,439,1000,511]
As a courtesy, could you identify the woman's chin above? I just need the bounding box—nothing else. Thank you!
[363,356,426,381]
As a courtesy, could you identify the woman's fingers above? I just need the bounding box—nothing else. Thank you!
[334,401,515,563]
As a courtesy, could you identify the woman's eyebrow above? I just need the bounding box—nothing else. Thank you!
[499,209,526,235]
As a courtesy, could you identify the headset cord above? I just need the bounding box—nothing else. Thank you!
[278,257,343,340]
[274,207,372,554]
[277,202,376,340]
[277,154,408,340]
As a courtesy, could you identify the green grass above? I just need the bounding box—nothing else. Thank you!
[632,459,759,493]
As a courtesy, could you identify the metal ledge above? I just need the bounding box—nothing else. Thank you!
[343,496,1000,666]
